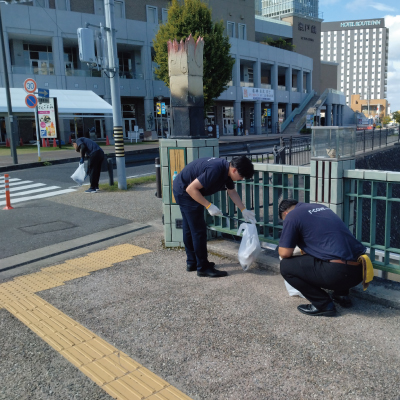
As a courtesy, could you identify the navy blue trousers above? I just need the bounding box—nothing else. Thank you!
[173,193,209,270]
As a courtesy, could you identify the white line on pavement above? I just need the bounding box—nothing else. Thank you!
[0,180,33,188]
[0,189,76,206]
[0,186,61,199]
[0,183,46,194]
[0,178,21,183]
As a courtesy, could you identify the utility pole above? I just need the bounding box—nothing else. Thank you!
[0,2,17,164]
[104,0,126,189]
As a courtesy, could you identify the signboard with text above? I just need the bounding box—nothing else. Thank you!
[37,97,58,138]
[242,87,274,102]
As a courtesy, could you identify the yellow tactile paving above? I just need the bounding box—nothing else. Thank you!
[0,244,191,400]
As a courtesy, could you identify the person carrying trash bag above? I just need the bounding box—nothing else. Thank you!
[173,156,255,278]
[72,137,104,193]
[278,199,373,317]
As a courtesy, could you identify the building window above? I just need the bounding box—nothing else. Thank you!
[55,0,69,10]
[227,21,235,38]
[238,24,246,40]
[162,8,168,23]
[146,5,158,23]
[34,0,49,6]
[23,43,54,75]
[114,1,125,18]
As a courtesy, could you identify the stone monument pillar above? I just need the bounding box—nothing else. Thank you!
[160,35,219,247]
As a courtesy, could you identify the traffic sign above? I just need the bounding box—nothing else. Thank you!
[25,94,38,109]
[24,78,37,94]
[38,88,49,98]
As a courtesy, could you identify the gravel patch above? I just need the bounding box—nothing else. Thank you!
[0,309,111,400]
[37,231,400,400]
[48,182,163,224]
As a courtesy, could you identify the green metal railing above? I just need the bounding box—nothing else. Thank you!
[343,173,400,275]
[206,164,400,276]
[206,164,310,245]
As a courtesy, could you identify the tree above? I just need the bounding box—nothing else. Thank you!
[392,111,400,124]
[153,0,235,112]
[262,36,295,51]
[381,115,391,126]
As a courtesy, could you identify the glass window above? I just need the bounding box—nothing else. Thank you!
[115,1,124,18]
[35,0,48,7]
[146,5,157,24]
[227,21,235,38]
[238,24,246,40]
[55,0,69,10]
[162,8,168,23]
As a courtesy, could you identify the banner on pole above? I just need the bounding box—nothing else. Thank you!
[37,98,58,138]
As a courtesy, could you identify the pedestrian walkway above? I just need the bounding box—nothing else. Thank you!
[0,175,76,207]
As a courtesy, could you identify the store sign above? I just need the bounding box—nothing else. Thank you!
[242,87,274,102]
[298,23,317,34]
[38,97,58,138]
[340,20,381,28]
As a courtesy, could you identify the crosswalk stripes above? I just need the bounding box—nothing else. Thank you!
[0,177,76,206]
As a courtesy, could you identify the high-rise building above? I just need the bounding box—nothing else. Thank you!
[321,18,389,106]
[261,0,319,20]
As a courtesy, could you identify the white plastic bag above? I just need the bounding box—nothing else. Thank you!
[284,280,305,298]
[237,222,262,271]
[279,246,305,298]
[71,163,86,185]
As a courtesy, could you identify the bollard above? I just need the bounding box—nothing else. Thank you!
[3,174,14,210]
[107,158,114,186]
[155,157,162,198]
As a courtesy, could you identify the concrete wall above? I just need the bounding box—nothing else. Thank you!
[209,0,255,41]
[320,61,338,93]
[283,15,321,94]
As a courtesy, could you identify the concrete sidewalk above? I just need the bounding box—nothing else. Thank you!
[1,182,400,400]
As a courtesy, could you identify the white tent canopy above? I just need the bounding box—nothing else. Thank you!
[0,88,113,114]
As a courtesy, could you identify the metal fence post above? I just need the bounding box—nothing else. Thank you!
[289,136,292,165]
[385,128,388,146]
[363,130,366,153]
[372,129,374,150]
[379,128,382,148]
[155,157,162,198]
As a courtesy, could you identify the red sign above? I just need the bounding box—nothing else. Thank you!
[25,94,38,108]
[24,78,37,93]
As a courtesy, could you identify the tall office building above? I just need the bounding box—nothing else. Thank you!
[261,0,319,20]
[321,18,389,105]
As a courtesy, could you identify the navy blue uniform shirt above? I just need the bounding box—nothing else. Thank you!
[76,137,102,157]
[173,157,235,198]
[279,202,366,261]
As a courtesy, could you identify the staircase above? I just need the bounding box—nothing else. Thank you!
[282,94,319,136]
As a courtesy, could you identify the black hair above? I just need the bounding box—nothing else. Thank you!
[278,199,298,219]
[230,156,254,180]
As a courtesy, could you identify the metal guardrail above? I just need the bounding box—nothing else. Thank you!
[355,127,400,152]
[207,164,311,244]
[343,171,400,275]
[206,163,400,276]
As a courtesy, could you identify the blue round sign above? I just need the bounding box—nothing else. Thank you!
[25,94,38,109]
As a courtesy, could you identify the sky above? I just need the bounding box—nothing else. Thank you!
[320,0,400,112]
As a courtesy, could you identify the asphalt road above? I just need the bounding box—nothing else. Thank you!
[4,161,156,191]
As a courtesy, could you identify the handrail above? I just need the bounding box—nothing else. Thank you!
[280,90,315,133]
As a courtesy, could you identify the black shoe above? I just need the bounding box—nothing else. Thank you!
[187,261,215,272]
[331,294,352,308]
[197,267,228,278]
[297,302,336,316]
